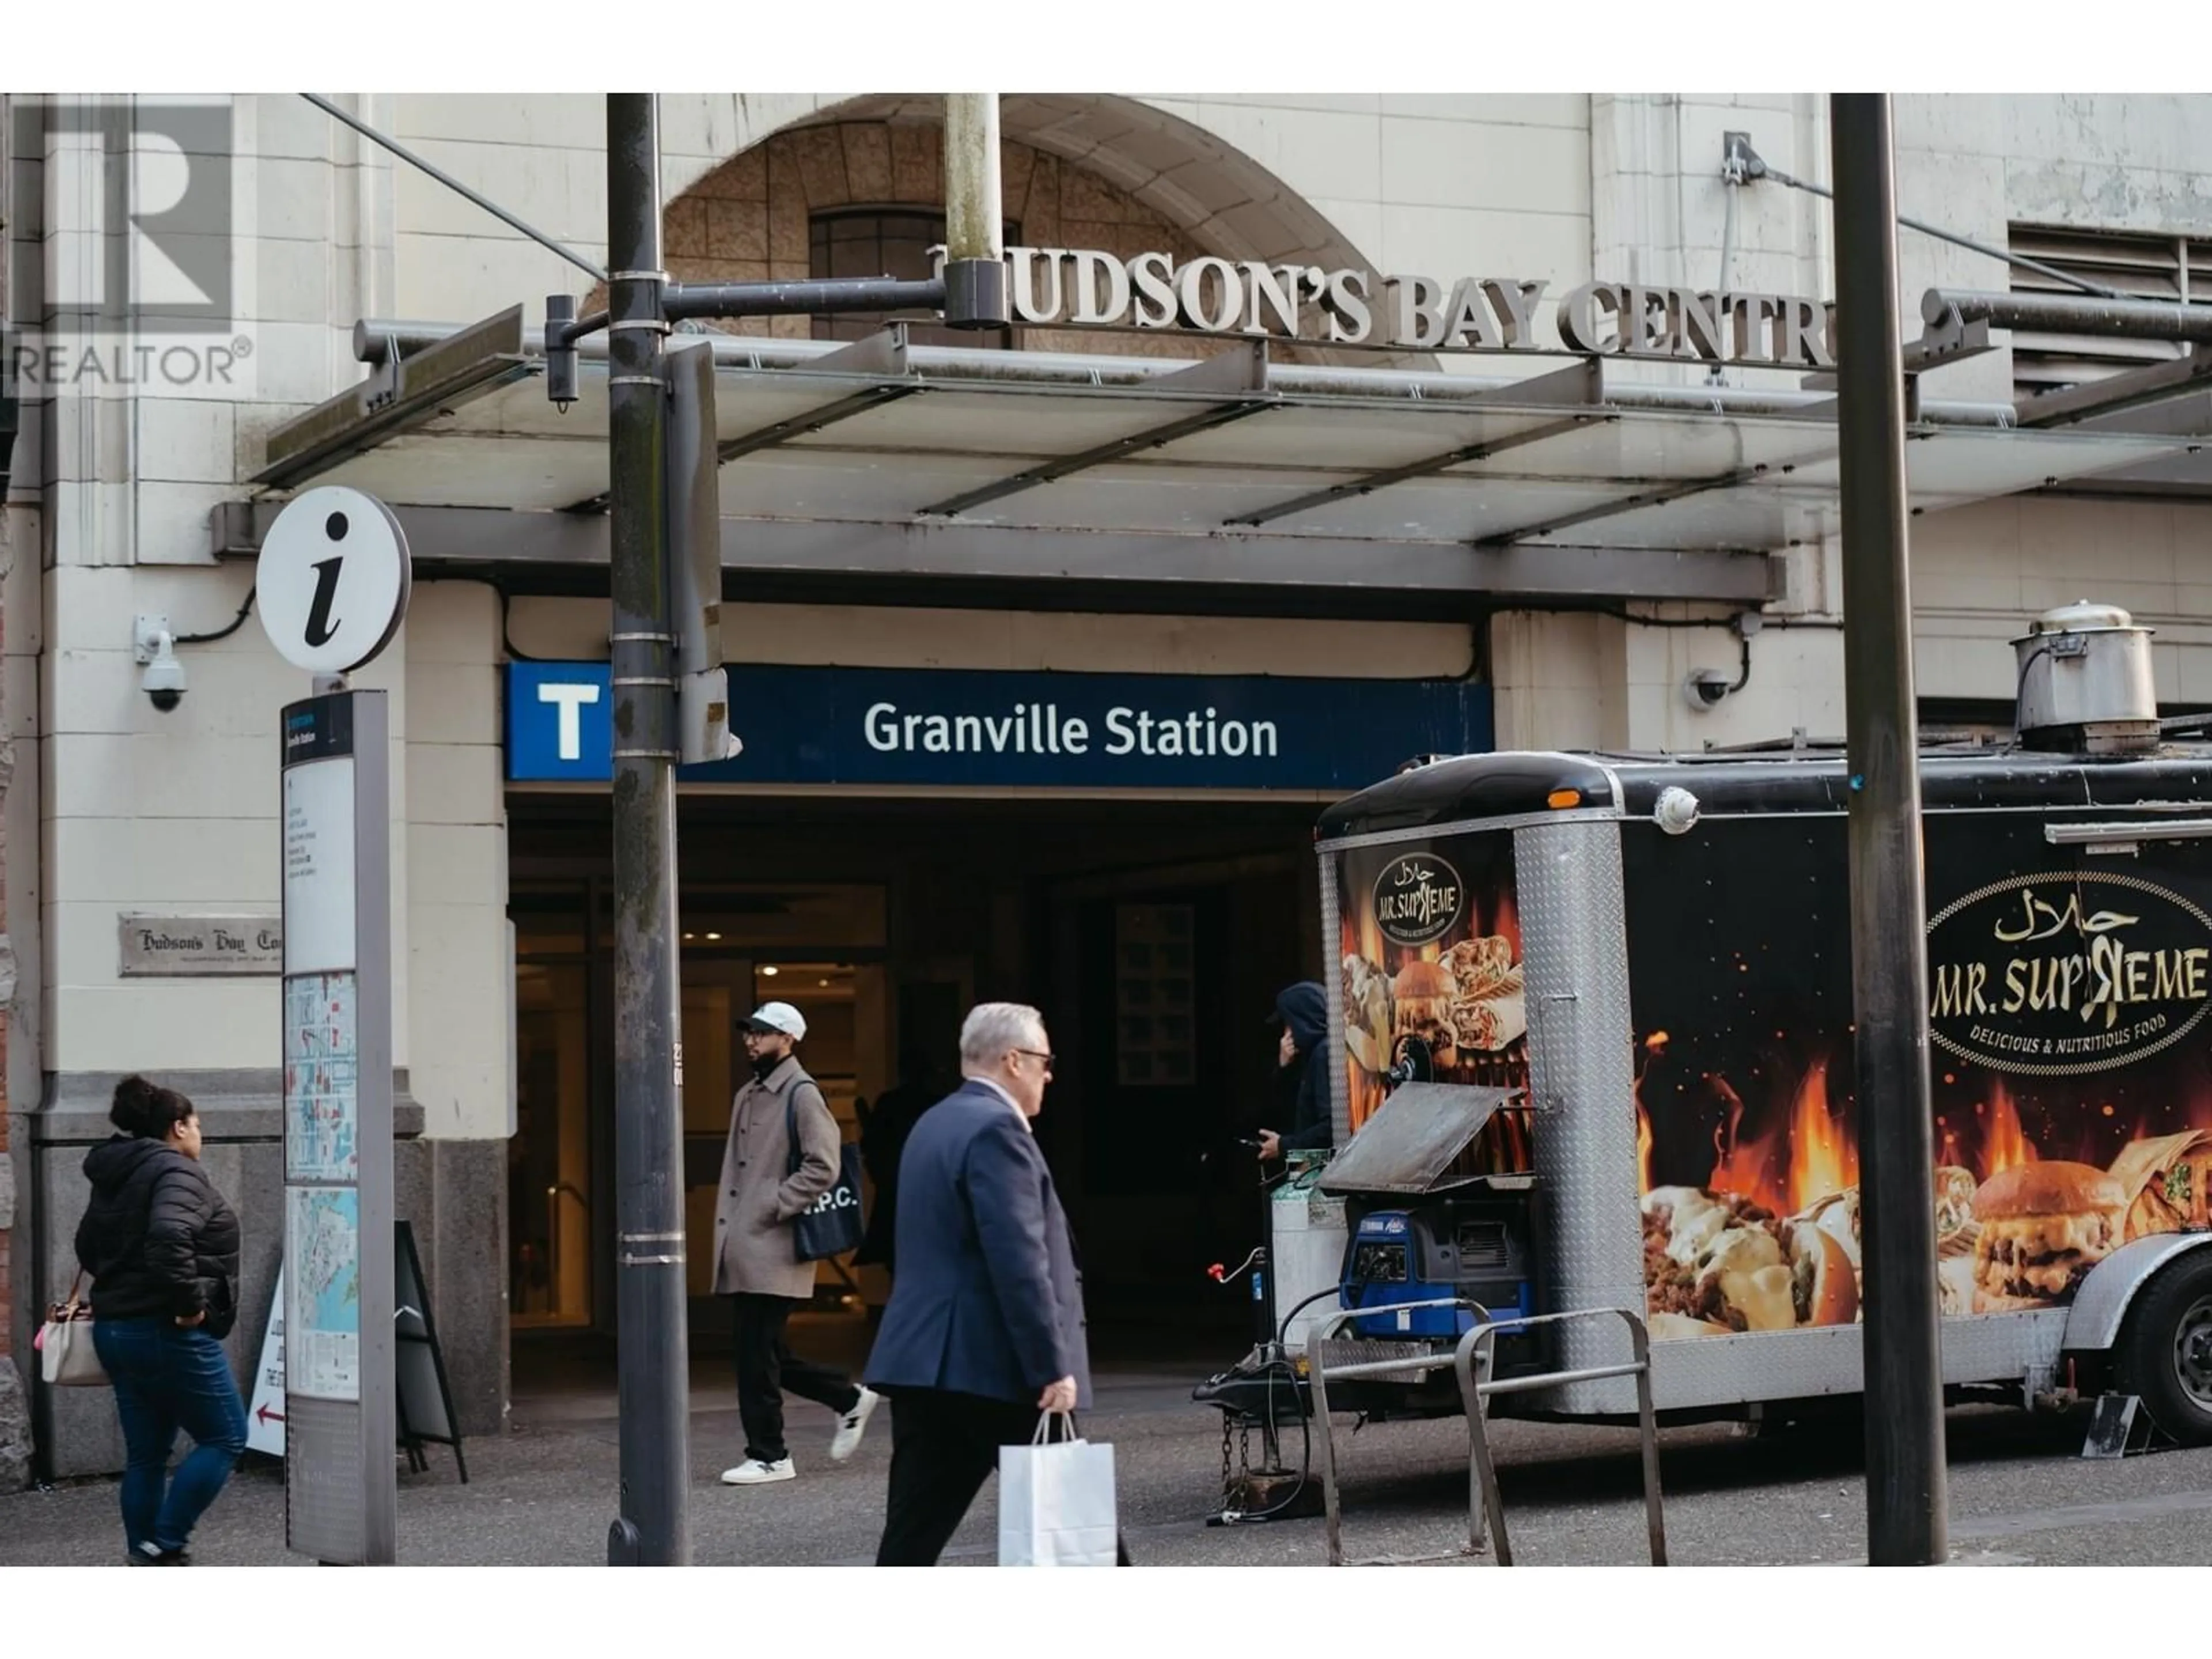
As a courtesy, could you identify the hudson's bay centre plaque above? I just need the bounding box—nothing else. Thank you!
[118,914,283,976]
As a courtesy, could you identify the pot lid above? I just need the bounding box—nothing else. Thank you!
[2030,600,2137,634]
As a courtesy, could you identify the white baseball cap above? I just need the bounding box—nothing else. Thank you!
[746,1001,808,1041]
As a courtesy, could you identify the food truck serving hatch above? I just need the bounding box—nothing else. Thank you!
[1319,1081,1528,1198]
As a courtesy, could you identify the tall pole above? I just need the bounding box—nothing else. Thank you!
[604,91,691,1567]
[1831,92,1948,1568]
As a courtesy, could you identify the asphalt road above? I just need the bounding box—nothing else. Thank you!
[6,1353,2211,1568]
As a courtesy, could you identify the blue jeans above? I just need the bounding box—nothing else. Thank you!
[92,1318,248,1556]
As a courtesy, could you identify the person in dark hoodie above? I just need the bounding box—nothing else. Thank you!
[853,1044,943,1282]
[74,1076,245,1565]
[1257,982,1333,1162]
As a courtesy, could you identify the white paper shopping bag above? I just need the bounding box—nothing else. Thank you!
[998,1412,1118,1566]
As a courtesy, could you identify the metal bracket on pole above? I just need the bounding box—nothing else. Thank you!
[547,293,579,410]
[662,334,743,766]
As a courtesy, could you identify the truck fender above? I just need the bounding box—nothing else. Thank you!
[2062,1233,2212,1352]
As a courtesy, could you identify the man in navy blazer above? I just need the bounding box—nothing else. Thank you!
[866,1001,1123,1566]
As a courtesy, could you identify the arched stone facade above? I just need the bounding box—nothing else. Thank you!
[598,97,1385,364]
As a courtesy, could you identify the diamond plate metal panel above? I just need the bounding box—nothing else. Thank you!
[1317,1336,1441,1388]
[285,1395,367,1563]
[1321,850,1350,1145]
[1640,1310,2070,1410]
[1516,820,1645,1415]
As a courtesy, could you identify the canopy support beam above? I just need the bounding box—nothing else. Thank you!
[1225,359,1609,529]
[916,341,1273,518]
[1478,444,1846,548]
[211,499,1778,607]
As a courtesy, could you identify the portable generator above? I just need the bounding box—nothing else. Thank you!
[1321,1081,1552,1382]
[1192,1077,1552,1524]
[1340,1195,1538,1340]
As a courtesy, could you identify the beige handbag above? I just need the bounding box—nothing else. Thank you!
[37,1272,108,1388]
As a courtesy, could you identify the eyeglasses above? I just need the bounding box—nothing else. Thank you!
[1014,1048,1056,1072]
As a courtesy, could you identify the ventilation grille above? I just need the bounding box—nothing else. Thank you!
[1455,1221,1510,1270]
[2009,224,2212,397]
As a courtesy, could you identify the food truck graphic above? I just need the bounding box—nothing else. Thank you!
[1294,604,2212,1447]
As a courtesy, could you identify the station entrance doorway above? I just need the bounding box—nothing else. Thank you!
[505,791,1327,1382]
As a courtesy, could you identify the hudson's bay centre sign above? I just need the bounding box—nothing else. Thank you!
[961,245,1839,369]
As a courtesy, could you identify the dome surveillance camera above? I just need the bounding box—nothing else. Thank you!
[1681,668,1734,712]
[143,649,187,712]
[1682,667,1734,713]
[134,614,187,713]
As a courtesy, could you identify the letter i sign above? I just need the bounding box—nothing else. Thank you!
[258,486,414,676]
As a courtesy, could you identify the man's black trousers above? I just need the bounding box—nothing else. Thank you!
[729,1293,860,1464]
[875,1388,1131,1566]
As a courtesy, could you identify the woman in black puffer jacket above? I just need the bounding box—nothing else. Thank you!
[74,1076,246,1566]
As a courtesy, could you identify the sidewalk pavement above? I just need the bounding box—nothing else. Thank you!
[9,1316,2212,1567]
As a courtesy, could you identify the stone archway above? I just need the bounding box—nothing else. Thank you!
[600,95,1385,363]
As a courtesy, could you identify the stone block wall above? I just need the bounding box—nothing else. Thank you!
[596,119,1332,362]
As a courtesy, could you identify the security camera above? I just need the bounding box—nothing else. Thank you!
[134,615,187,713]
[1682,667,1733,713]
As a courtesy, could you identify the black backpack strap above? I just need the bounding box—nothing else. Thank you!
[784,1078,827,1176]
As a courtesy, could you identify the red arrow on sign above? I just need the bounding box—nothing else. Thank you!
[256,1404,285,1426]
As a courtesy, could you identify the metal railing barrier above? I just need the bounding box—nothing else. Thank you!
[1305,1301,1666,1567]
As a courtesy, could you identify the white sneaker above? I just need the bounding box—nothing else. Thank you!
[830,1387,881,1462]
[719,1457,795,1486]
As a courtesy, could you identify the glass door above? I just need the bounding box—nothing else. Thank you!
[512,956,594,1328]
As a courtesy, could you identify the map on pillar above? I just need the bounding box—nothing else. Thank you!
[286,1186,362,1402]
[283,971,359,1183]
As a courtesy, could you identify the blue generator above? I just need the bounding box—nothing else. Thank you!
[1319,1080,1551,1380]
[1340,1198,1538,1340]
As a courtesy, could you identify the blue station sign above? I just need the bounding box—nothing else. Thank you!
[505,661,1492,792]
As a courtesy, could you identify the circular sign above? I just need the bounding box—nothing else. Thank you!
[256,486,412,675]
[1372,851,1465,948]
[1926,870,2212,1077]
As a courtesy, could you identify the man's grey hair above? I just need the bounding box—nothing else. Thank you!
[960,1002,1046,1070]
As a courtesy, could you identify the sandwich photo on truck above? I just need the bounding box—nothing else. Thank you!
[1316,610,2212,1448]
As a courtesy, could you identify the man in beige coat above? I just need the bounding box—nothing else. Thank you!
[711,1001,881,1486]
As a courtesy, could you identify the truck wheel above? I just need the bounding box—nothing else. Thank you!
[2118,1250,2212,1448]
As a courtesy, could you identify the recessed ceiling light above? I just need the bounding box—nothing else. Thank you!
[819,979,830,987]
[760,965,779,976]
[705,931,722,941]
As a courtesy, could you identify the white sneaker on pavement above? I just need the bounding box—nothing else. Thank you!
[829,1387,881,1462]
[720,1457,795,1486]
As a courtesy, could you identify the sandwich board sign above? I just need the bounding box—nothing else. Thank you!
[245,1266,286,1459]
[260,484,408,1566]
[395,1221,469,1483]
[241,1240,467,1478]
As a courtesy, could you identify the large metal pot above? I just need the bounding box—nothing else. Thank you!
[2012,601,2157,752]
